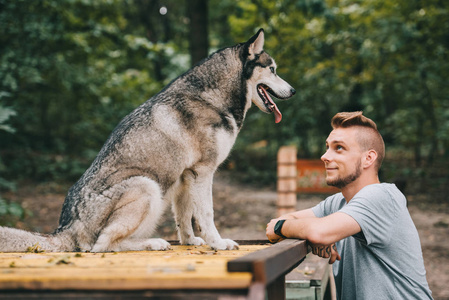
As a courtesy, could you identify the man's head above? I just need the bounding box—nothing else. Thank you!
[321,111,385,189]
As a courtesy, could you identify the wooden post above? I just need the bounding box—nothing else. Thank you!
[277,146,297,217]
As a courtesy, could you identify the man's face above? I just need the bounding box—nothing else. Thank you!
[321,127,363,189]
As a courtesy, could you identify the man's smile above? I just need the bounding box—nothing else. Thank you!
[325,166,338,172]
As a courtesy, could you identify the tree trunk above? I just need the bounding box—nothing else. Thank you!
[187,0,209,66]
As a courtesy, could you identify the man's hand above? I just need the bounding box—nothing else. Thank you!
[310,243,341,264]
[266,218,284,243]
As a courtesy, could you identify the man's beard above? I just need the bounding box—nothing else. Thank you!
[327,160,362,189]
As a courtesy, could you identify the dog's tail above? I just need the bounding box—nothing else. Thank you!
[0,226,73,252]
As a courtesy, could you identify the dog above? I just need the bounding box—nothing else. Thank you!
[0,29,295,252]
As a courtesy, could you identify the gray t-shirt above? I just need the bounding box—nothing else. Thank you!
[312,183,433,299]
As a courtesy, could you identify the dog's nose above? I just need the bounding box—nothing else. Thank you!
[290,88,296,95]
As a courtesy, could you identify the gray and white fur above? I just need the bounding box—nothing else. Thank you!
[0,29,295,252]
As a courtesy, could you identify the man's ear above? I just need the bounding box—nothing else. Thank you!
[246,28,264,59]
[363,150,378,169]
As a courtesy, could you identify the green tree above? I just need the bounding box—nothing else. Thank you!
[0,101,27,226]
[226,0,449,181]
[0,0,190,181]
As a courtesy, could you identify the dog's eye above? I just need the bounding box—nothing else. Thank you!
[270,67,275,74]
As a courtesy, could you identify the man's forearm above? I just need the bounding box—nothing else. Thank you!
[278,212,361,245]
[279,208,316,220]
[267,212,320,244]
[279,218,316,242]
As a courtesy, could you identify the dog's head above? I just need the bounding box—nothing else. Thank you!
[243,29,296,123]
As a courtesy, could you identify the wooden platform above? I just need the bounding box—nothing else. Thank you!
[0,239,308,300]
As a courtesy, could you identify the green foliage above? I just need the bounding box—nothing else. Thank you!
[0,0,448,191]
[225,0,449,184]
[0,95,27,225]
[0,0,189,181]
[0,102,16,133]
[0,198,28,227]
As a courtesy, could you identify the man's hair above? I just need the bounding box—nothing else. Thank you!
[331,111,385,172]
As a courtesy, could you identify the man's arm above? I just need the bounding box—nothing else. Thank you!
[265,208,316,243]
[267,212,361,245]
[266,210,354,264]
[277,208,316,220]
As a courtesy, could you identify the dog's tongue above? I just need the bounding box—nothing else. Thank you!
[273,105,282,124]
[260,86,282,123]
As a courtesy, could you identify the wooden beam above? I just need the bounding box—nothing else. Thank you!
[227,239,308,285]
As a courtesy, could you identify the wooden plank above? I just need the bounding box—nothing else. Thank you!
[277,193,297,207]
[0,245,268,291]
[0,290,251,299]
[227,239,308,285]
[277,146,297,164]
[278,164,297,177]
[286,254,330,286]
[286,254,332,300]
[0,240,314,300]
[278,178,297,193]
[168,240,270,246]
[266,275,286,300]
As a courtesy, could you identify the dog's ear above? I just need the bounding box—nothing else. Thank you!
[246,28,264,59]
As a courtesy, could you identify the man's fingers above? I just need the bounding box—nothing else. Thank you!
[329,252,341,264]
[324,245,331,258]
[310,244,341,262]
[328,244,341,264]
[311,245,331,258]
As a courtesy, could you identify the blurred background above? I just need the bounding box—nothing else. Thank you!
[2,0,449,191]
[0,0,448,297]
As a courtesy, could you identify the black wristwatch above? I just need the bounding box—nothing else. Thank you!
[274,219,287,239]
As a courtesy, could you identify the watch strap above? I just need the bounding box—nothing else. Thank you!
[274,219,287,238]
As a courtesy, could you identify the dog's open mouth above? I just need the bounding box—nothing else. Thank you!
[257,84,282,123]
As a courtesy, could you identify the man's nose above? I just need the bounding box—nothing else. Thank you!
[321,150,330,162]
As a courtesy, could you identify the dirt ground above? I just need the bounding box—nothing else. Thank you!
[5,172,449,299]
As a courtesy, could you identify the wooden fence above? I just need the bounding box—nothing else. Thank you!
[277,146,339,217]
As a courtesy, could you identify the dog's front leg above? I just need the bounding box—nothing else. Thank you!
[173,191,206,246]
[173,170,206,246]
[175,169,239,250]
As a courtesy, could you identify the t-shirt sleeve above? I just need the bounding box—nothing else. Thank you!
[339,185,398,247]
[311,193,344,218]
[311,200,326,218]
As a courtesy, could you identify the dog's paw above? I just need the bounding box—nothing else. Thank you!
[144,238,171,251]
[210,239,239,250]
[182,236,206,246]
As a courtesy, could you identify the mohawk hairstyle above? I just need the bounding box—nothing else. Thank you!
[331,111,378,130]
[331,111,385,172]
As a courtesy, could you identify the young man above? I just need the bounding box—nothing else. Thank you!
[266,112,433,299]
